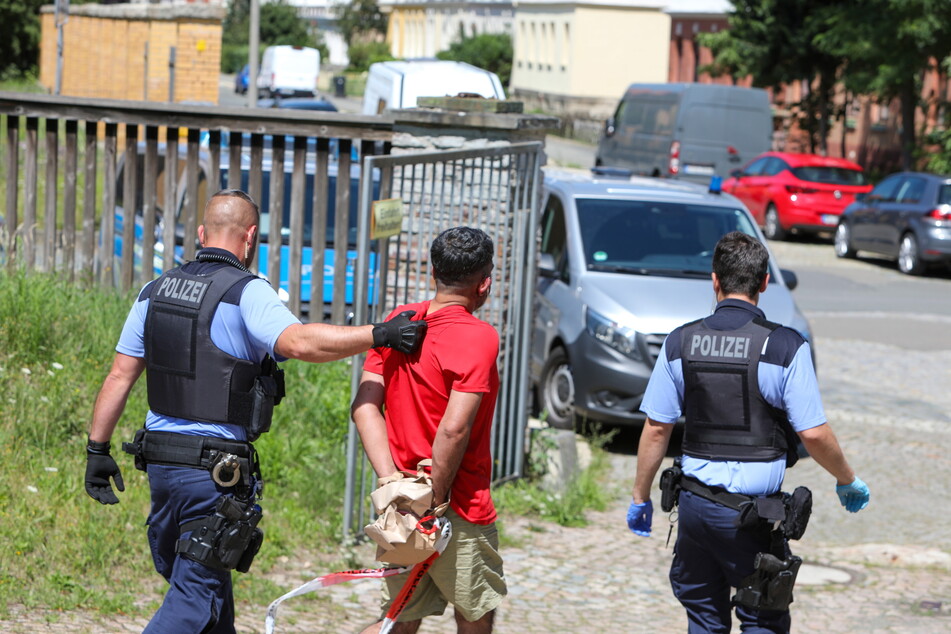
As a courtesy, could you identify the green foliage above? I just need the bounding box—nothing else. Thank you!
[436,32,513,88]
[346,41,395,73]
[924,127,951,175]
[0,0,44,79]
[0,271,357,616]
[493,431,613,528]
[334,0,388,47]
[221,0,328,73]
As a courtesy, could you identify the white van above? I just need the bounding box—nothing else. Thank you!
[595,83,773,184]
[257,45,320,98]
[362,60,505,115]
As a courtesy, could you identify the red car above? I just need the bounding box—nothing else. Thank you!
[722,152,872,240]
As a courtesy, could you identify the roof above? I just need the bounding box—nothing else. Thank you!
[544,167,741,206]
[763,151,864,170]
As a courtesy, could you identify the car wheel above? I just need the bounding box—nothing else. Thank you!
[764,204,788,241]
[540,347,575,430]
[834,222,857,258]
[897,232,926,275]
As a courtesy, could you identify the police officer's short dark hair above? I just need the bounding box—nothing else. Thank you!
[713,231,770,297]
[431,227,494,287]
[210,189,260,222]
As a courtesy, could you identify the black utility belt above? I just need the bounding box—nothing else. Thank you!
[680,475,812,541]
[122,428,257,488]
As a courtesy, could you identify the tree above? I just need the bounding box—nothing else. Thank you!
[437,32,513,88]
[813,0,951,169]
[0,0,46,79]
[698,0,844,155]
[334,0,388,47]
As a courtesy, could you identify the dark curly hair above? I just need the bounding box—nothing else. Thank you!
[430,226,494,287]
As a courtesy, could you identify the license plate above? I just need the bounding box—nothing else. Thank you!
[683,164,715,176]
[821,214,839,225]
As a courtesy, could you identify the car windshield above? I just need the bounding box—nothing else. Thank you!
[576,198,760,277]
[791,166,867,186]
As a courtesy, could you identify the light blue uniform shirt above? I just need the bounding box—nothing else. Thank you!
[116,276,300,441]
[640,301,826,495]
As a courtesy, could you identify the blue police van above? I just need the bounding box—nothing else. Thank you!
[107,143,378,319]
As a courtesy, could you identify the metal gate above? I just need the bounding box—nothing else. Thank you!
[342,142,543,540]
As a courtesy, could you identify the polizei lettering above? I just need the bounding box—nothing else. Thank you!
[157,276,209,305]
[689,333,751,359]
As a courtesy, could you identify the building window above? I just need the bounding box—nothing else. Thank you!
[562,22,570,68]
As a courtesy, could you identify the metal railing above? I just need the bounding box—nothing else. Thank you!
[342,142,544,539]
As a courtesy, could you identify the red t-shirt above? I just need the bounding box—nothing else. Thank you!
[364,301,500,524]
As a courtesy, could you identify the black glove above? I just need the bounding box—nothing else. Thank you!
[372,310,427,354]
[85,439,125,505]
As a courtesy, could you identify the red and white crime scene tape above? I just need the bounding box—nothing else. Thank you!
[264,566,408,634]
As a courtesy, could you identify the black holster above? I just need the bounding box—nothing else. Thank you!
[175,495,264,573]
[660,458,683,512]
[733,552,802,612]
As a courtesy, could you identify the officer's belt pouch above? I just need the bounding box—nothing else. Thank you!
[783,486,812,540]
[176,496,264,573]
[246,375,278,442]
[733,553,802,612]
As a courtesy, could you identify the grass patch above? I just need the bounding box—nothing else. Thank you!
[0,269,615,620]
[0,270,358,618]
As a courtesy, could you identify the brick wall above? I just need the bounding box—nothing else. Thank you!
[39,3,224,104]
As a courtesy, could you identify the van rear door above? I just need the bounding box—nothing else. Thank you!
[677,98,771,183]
[598,90,679,176]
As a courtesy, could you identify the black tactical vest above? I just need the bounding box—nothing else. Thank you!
[144,262,261,426]
[680,316,792,463]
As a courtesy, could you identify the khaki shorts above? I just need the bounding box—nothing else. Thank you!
[381,508,507,623]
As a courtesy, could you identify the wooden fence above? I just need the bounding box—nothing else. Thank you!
[0,91,393,322]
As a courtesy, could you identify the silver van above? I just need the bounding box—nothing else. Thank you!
[531,168,811,429]
[595,83,773,184]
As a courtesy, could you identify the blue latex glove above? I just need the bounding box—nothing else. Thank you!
[836,476,870,513]
[626,499,653,537]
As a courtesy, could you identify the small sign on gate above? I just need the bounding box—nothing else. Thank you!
[371,199,405,240]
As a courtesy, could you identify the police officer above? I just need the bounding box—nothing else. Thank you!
[83,189,426,633]
[628,231,870,633]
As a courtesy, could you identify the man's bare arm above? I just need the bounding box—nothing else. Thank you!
[632,418,675,503]
[275,323,376,364]
[430,390,483,507]
[798,423,856,486]
[351,370,398,479]
[89,353,146,443]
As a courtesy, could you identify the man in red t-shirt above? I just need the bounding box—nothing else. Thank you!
[352,226,507,633]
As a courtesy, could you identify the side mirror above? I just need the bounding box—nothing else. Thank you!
[604,117,617,137]
[854,192,868,203]
[780,268,798,291]
[730,169,742,178]
[538,252,558,278]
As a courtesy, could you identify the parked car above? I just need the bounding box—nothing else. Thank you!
[234,64,250,95]
[106,143,378,319]
[362,60,505,115]
[257,45,320,99]
[722,151,872,240]
[532,168,812,429]
[834,171,951,275]
[595,83,772,184]
[257,97,338,112]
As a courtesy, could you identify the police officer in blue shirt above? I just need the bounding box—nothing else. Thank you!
[628,231,869,633]
[83,189,426,634]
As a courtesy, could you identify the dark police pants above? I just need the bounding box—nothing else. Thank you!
[670,489,792,634]
[144,464,235,634]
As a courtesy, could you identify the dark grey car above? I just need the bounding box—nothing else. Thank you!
[834,171,951,275]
